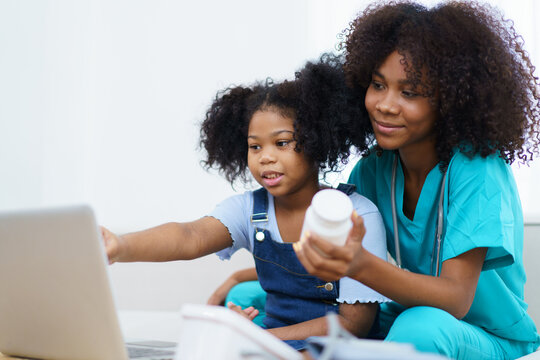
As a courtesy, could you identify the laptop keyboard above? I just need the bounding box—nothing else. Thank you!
[127,346,175,359]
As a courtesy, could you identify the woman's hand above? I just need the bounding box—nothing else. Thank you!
[100,226,125,264]
[293,212,366,281]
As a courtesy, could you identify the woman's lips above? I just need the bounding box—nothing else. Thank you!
[373,119,403,135]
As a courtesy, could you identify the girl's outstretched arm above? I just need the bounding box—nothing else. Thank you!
[294,214,486,319]
[101,217,232,264]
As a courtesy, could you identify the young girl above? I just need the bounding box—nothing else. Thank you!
[102,54,390,351]
[294,1,540,359]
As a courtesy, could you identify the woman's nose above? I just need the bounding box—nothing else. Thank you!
[376,95,400,114]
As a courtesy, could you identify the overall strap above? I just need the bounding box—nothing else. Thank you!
[251,187,269,224]
[336,183,357,195]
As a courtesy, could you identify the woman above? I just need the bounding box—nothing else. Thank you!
[294,1,540,359]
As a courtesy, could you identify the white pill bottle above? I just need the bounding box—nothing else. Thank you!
[300,189,353,246]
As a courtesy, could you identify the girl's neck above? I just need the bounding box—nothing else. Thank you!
[273,180,320,213]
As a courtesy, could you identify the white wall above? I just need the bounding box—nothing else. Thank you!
[523,224,540,327]
[1,0,538,311]
[0,0,367,227]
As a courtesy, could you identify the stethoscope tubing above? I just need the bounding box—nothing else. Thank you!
[391,154,447,277]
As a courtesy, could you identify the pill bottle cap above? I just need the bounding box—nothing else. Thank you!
[311,189,353,224]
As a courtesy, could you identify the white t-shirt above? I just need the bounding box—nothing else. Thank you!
[210,189,390,304]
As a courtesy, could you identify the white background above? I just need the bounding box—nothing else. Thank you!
[1,0,538,310]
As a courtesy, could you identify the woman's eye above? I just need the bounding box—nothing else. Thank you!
[402,90,419,98]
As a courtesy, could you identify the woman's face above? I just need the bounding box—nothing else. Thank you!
[365,50,438,154]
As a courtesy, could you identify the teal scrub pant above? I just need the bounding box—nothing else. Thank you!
[380,302,538,359]
[225,280,267,327]
[225,283,539,359]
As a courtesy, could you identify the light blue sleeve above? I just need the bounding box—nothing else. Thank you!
[337,194,391,304]
[208,191,253,260]
[443,153,521,270]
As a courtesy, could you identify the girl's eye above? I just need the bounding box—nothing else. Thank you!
[370,80,384,90]
[248,144,260,150]
[276,140,291,147]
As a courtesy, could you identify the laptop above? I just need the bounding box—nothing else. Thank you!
[0,205,177,360]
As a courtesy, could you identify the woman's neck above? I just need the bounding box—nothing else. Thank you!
[398,142,438,183]
[398,142,438,220]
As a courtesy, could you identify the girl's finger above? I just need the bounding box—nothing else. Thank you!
[227,301,239,310]
[243,308,254,318]
[243,306,255,314]
[247,309,259,320]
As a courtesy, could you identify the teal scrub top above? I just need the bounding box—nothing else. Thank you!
[349,149,539,343]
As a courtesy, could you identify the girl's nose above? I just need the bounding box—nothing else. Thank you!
[259,149,276,164]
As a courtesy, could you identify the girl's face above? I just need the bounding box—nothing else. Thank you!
[365,50,438,154]
[247,109,318,198]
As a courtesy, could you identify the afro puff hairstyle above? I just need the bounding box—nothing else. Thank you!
[199,53,370,185]
[340,0,540,170]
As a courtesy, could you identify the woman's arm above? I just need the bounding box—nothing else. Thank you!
[102,216,232,263]
[207,268,258,305]
[294,214,486,319]
[347,245,486,319]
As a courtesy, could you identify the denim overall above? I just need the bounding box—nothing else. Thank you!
[250,185,356,350]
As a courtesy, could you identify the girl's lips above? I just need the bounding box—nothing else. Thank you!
[261,173,283,187]
[373,120,403,135]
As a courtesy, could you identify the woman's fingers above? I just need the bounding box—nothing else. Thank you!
[294,233,351,281]
[294,214,366,281]
[346,212,366,246]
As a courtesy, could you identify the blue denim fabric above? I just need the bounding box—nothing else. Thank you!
[251,188,339,351]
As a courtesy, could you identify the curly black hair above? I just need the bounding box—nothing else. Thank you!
[199,53,370,184]
[340,0,540,170]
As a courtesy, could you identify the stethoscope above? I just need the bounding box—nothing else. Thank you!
[391,154,447,277]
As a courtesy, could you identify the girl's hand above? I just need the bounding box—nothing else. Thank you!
[293,212,366,281]
[100,226,125,264]
[226,302,259,321]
